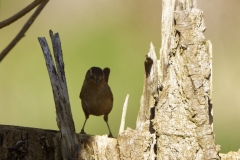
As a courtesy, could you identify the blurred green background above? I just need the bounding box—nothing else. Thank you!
[0,0,239,153]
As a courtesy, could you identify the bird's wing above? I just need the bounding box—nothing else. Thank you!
[103,67,110,83]
[79,82,85,99]
[79,89,83,99]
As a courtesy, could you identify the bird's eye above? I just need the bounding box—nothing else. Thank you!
[90,75,94,79]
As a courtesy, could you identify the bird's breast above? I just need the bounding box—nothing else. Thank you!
[80,82,113,116]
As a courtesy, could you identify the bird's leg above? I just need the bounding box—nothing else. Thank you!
[104,114,113,138]
[80,115,89,134]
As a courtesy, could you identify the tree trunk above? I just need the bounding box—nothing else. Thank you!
[154,0,218,158]
[1,0,239,159]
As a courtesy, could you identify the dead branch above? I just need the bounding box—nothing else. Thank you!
[38,30,80,160]
[0,0,49,62]
[0,0,44,29]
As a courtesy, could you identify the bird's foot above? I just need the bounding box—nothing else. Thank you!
[108,133,113,138]
[80,129,86,134]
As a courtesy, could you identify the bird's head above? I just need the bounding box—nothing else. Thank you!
[86,67,104,85]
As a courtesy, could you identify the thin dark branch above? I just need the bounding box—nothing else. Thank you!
[0,0,49,63]
[0,0,43,29]
[0,0,44,29]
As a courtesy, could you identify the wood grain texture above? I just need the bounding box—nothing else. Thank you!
[38,30,79,160]
[0,125,119,160]
[0,125,60,160]
[153,0,219,159]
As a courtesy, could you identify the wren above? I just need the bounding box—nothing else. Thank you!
[79,67,113,137]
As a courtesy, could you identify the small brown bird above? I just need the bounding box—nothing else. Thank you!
[80,67,113,137]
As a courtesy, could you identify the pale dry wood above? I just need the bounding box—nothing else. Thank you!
[152,0,220,159]
[119,94,129,135]
[78,134,119,160]
[136,42,158,133]
[118,127,156,160]
[220,150,240,160]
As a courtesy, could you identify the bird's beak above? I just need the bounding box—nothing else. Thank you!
[95,80,99,86]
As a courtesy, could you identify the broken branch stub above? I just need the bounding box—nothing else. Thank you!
[38,30,79,160]
[136,42,159,134]
[119,94,130,135]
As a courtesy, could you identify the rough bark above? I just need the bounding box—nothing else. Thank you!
[0,124,118,160]
[136,0,220,159]
[0,125,60,160]
[152,0,220,159]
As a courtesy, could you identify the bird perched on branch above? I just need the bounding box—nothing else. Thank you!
[79,66,113,137]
